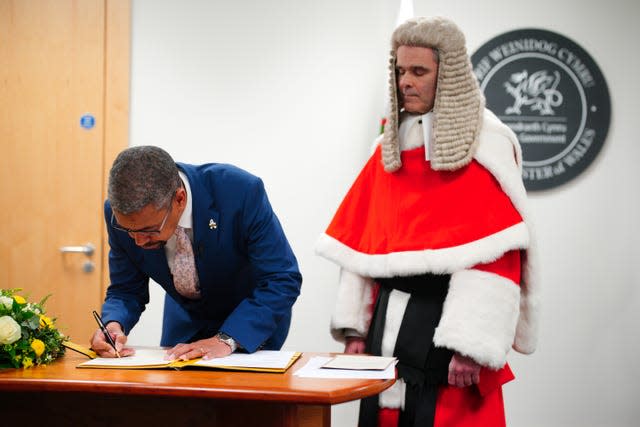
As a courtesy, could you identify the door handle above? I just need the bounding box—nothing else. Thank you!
[59,243,95,257]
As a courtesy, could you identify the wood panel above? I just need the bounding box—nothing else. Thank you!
[0,0,130,346]
[0,352,393,403]
[102,0,131,291]
[2,392,330,427]
[0,352,392,427]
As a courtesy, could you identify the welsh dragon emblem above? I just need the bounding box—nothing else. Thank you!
[504,70,563,115]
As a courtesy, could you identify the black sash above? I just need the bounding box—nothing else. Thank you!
[359,274,453,427]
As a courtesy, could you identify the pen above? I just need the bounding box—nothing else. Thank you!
[92,310,121,358]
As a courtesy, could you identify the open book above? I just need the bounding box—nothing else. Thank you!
[76,348,301,373]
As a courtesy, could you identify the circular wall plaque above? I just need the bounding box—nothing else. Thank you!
[471,29,610,191]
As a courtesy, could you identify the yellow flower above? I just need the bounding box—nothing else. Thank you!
[31,339,45,357]
[13,295,26,304]
[39,315,53,328]
[22,357,33,368]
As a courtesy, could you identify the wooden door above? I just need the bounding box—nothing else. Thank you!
[0,0,129,344]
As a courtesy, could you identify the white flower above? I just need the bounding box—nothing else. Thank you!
[0,315,22,344]
[25,303,41,314]
[0,296,13,310]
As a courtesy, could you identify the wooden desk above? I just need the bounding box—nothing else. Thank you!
[0,352,393,427]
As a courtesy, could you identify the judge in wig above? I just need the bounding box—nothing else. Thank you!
[316,16,539,427]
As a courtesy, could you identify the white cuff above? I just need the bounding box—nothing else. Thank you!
[330,269,374,342]
[433,269,520,369]
[379,378,405,409]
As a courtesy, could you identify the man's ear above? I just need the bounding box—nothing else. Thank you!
[174,186,187,208]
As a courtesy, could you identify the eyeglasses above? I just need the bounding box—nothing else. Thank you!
[110,198,173,236]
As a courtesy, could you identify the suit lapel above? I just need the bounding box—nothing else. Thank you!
[141,248,172,287]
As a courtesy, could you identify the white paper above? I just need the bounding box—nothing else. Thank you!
[321,355,397,371]
[79,348,168,367]
[194,350,297,369]
[294,357,396,379]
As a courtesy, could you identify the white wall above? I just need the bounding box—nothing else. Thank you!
[126,1,640,426]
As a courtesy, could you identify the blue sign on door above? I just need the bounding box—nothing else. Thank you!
[80,114,96,130]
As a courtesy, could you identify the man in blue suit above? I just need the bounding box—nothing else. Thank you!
[90,146,302,360]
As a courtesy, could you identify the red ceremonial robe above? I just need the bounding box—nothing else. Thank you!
[318,144,528,427]
[324,146,523,265]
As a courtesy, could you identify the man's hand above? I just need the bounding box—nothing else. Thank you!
[166,336,233,361]
[448,352,481,387]
[90,322,134,358]
[344,337,366,354]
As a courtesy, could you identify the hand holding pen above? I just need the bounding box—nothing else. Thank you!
[90,311,133,358]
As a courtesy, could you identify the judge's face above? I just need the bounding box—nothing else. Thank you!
[396,46,439,114]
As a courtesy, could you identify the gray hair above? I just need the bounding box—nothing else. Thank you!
[381,16,485,173]
[108,145,181,214]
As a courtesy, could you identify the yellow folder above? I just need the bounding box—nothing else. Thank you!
[72,346,301,373]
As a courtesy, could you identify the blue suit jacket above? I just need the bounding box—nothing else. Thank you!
[101,163,302,352]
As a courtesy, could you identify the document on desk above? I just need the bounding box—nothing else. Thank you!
[294,356,396,379]
[196,350,301,372]
[321,355,396,370]
[77,349,301,373]
[78,348,168,368]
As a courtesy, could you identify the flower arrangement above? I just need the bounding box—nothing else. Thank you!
[0,288,67,368]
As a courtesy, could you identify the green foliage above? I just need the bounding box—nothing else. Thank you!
[0,288,67,369]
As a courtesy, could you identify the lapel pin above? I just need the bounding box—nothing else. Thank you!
[209,219,217,230]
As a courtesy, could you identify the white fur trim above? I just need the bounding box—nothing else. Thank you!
[379,378,406,409]
[513,247,540,354]
[381,290,411,357]
[377,292,408,409]
[475,110,528,221]
[330,269,374,342]
[433,269,520,369]
[316,221,529,279]
[474,109,540,354]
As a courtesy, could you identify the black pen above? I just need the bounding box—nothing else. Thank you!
[92,310,121,358]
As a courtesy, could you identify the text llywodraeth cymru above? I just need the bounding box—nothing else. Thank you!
[508,121,568,144]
